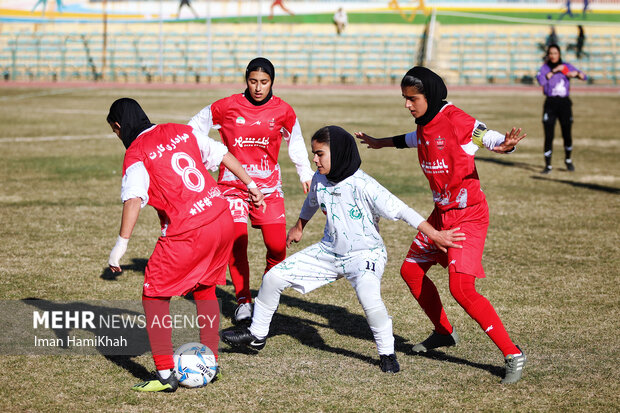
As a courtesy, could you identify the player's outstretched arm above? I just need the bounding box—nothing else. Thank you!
[354,132,396,149]
[286,218,308,248]
[492,127,527,154]
[417,222,466,253]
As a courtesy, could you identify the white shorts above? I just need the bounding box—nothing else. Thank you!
[267,243,387,294]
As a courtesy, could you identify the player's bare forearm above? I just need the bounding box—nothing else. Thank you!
[492,127,526,154]
[354,132,395,149]
[417,222,465,253]
[119,197,142,239]
[221,152,252,185]
[286,218,308,247]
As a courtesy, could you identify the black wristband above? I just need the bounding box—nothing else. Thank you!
[392,134,407,148]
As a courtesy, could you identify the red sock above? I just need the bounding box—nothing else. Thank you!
[400,261,453,335]
[142,295,174,371]
[260,223,286,274]
[192,284,220,361]
[229,222,251,304]
[449,272,520,356]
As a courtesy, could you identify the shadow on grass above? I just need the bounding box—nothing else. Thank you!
[531,175,620,194]
[476,156,541,172]
[219,288,414,369]
[100,258,148,281]
[22,298,152,381]
[477,156,620,194]
[408,348,504,378]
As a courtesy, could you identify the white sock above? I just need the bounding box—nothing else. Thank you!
[158,369,171,379]
[249,274,292,340]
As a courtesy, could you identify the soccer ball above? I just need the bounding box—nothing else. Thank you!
[173,342,218,388]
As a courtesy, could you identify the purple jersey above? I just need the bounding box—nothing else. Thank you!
[536,62,586,97]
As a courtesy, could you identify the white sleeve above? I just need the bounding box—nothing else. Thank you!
[299,174,319,221]
[397,208,426,229]
[194,127,228,171]
[121,162,149,208]
[405,131,418,148]
[188,105,220,135]
[471,120,509,152]
[364,174,424,228]
[284,119,314,183]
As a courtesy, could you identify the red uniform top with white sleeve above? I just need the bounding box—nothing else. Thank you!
[189,93,314,199]
[403,103,508,276]
[121,123,233,296]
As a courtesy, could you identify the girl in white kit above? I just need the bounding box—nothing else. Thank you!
[222,125,464,373]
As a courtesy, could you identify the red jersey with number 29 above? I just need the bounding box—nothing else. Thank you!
[415,104,486,211]
[122,123,229,237]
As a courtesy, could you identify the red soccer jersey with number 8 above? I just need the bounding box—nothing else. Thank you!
[122,123,229,237]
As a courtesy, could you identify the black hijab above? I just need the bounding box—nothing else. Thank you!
[404,66,448,126]
[322,126,361,183]
[243,57,275,106]
[107,98,154,149]
[545,44,563,70]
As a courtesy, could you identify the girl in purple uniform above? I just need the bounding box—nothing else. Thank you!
[536,44,587,174]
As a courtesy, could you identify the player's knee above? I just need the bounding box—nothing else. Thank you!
[261,270,290,295]
[448,272,479,305]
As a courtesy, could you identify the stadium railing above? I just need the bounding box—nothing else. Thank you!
[0,28,616,85]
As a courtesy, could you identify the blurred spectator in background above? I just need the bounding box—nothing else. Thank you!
[539,26,559,53]
[32,0,63,16]
[333,7,348,35]
[582,0,590,18]
[269,0,295,19]
[177,0,199,19]
[567,25,588,59]
[559,0,574,20]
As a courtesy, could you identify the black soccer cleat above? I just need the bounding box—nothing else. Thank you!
[379,353,400,373]
[541,165,553,174]
[411,329,459,353]
[221,327,266,350]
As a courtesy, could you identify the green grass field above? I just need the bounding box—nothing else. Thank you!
[0,85,618,412]
[206,9,620,25]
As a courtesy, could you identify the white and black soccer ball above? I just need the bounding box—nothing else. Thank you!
[173,342,218,388]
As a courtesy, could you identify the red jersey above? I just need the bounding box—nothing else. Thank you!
[414,105,486,211]
[122,123,229,237]
[189,93,313,196]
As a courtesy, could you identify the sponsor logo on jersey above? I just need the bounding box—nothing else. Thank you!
[268,118,275,131]
[320,202,327,215]
[249,120,262,126]
[233,136,270,148]
[349,206,362,220]
[236,116,246,125]
[421,158,449,174]
[435,136,445,150]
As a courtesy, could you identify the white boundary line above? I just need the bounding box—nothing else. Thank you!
[0,89,75,101]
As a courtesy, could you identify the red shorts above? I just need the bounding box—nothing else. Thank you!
[143,210,234,297]
[404,200,489,278]
[222,187,286,227]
